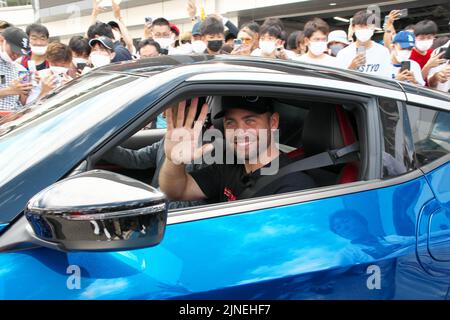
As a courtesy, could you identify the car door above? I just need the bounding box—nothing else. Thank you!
[1,75,446,300]
[405,102,450,283]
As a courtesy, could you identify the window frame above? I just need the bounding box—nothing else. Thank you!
[87,81,397,223]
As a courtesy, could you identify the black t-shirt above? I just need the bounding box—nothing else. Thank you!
[190,153,316,202]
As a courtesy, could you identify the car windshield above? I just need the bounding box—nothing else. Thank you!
[0,72,148,186]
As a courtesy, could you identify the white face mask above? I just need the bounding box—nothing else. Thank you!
[31,45,47,56]
[50,66,68,75]
[396,49,411,63]
[259,40,276,54]
[0,42,13,63]
[90,53,111,68]
[415,39,433,52]
[191,40,207,54]
[154,37,173,50]
[73,57,88,66]
[309,41,327,56]
[355,29,374,43]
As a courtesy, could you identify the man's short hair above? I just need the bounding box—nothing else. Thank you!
[0,20,12,31]
[87,22,114,40]
[25,23,49,39]
[225,30,236,42]
[352,10,373,27]
[46,42,73,64]
[414,20,438,36]
[138,38,161,53]
[152,18,171,28]
[69,36,91,57]
[200,15,224,36]
[242,22,260,35]
[259,24,283,40]
[262,17,284,31]
[304,18,330,38]
[287,31,301,50]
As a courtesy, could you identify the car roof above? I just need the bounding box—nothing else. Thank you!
[101,54,405,89]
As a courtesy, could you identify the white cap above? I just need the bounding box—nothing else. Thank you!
[328,30,349,45]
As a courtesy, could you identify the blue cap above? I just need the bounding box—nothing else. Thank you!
[393,31,415,49]
[192,22,202,36]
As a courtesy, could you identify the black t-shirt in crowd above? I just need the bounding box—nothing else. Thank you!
[190,153,316,202]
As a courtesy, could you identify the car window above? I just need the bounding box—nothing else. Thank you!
[406,105,450,166]
[378,98,416,178]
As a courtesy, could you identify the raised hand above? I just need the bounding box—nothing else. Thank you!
[164,98,213,165]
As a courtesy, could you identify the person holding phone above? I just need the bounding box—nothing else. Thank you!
[0,27,32,111]
[428,42,450,93]
[231,26,259,56]
[336,10,392,78]
[390,31,424,86]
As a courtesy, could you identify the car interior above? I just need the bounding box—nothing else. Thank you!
[94,94,364,206]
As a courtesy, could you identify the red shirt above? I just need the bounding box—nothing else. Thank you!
[409,48,433,69]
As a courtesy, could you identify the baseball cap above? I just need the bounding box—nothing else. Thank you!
[170,23,180,36]
[1,27,30,55]
[214,96,273,119]
[192,22,202,36]
[393,31,415,49]
[328,30,349,45]
[89,36,114,50]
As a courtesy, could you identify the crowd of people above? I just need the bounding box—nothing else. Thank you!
[0,0,449,113]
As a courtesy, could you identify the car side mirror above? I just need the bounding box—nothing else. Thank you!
[24,170,167,252]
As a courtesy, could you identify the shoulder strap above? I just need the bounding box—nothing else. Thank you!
[239,142,359,199]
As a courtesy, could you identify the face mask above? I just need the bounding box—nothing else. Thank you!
[90,53,111,68]
[355,29,374,43]
[154,37,173,50]
[396,49,411,62]
[207,40,223,53]
[259,40,276,54]
[50,66,68,76]
[308,41,327,56]
[31,45,47,56]
[0,43,13,64]
[191,40,207,54]
[329,44,345,57]
[415,39,433,52]
[73,57,88,66]
[178,43,193,54]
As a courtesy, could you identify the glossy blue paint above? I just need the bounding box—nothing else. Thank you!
[419,161,450,277]
[1,174,448,299]
[0,223,7,233]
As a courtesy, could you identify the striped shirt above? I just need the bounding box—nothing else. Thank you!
[0,56,25,111]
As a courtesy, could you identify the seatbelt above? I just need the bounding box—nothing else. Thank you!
[238,142,360,199]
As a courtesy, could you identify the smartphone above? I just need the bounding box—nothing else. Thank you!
[18,71,30,84]
[233,39,242,47]
[445,45,450,60]
[76,62,87,71]
[400,60,411,72]
[356,46,366,56]
[145,17,153,24]
[398,9,408,19]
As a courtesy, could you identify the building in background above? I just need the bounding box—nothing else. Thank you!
[0,0,449,45]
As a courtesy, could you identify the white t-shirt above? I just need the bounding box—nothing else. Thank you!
[336,41,392,78]
[293,53,337,68]
[251,48,296,60]
[390,59,425,86]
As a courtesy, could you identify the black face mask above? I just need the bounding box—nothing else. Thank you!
[207,40,223,53]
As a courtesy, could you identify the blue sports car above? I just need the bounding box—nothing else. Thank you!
[0,55,449,299]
